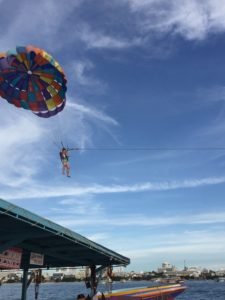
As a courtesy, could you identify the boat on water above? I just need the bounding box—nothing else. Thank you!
[99,284,186,300]
[153,277,185,285]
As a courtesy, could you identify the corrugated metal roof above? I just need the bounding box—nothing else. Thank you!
[0,198,130,269]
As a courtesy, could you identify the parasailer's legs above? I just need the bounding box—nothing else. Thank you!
[62,161,70,177]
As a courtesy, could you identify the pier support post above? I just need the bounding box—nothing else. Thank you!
[90,264,97,298]
[21,267,29,300]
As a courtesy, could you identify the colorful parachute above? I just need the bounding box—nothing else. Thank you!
[0,45,67,118]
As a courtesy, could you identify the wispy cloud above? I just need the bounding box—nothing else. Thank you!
[0,0,83,51]
[68,59,107,94]
[124,241,225,259]
[52,211,225,228]
[106,229,225,270]
[76,0,225,52]
[64,99,120,147]
[86,232,110,243]
[67,101,119,127]
[55,197,104,216]
[198,86,225,103]
[74,226,225,270]
[1,0,225,59]
[191,86,225,142]
[2,176,225,200]
[0,103,46,187]
[79,24,141,49]
[125,0,225,41]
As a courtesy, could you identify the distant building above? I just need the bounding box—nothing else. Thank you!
[54,267,86,279]
[186,266,202,277]
[74,268,86,279]
[112,266,128,278]
[158,262,177,274]
[215,269,225,277]
[52,272,64,281]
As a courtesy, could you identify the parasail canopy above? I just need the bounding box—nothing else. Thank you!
[0,45,67,118]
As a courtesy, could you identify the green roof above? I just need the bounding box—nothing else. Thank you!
[0,198,130,269]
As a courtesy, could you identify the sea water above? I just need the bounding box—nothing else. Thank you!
[0,280,225,300]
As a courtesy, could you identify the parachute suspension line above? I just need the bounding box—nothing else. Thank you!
[52,140,61,150]
[47,111,66,152]
[56,112,65,147]
[50,112,65,150]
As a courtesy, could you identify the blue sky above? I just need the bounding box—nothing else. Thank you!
[1,0,225,272]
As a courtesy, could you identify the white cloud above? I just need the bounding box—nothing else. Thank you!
[86,232,110,243]
[67,59,107,95]
[75,0,225,51]
[67,101,119,127]
[0,0,83,51]
[79,24,141,49]
[52,211,225,228]
[63,99,120,147]
[124,242,225,259]
[197,86,225,104]
[126,0,225,41]
[1,175,225,200]
[1,0,225,59]
[200,128,225,146]
[0,103,46,187]
[56,197,104,216]
[103,229,225,271]
[190,86,225,142]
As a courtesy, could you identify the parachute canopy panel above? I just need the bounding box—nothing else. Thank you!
[0,198,130,269]
[0,45,67,118]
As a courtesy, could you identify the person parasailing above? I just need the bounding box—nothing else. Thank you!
[60,147,71,177]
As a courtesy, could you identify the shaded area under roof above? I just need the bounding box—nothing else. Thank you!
[0,198,130,269]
